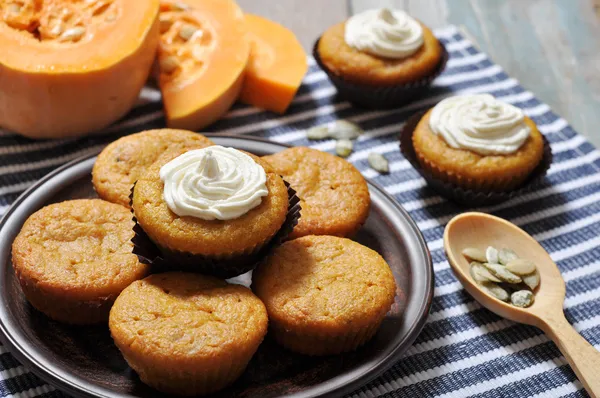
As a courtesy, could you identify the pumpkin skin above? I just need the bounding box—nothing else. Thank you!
[157,0,250,130]
[0,0,160,139]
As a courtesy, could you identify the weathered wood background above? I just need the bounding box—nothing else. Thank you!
[238,0,600,147]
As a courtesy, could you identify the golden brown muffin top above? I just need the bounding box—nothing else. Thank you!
[92,129,214,207]
[413,110,545,182]
[132,149,288,256]
[253,235,396,330]
[109,272,268,359]
[11,199,148,300]
[317,21,442,86]
[263,147,370,239]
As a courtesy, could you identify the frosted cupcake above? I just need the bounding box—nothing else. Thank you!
[315,8,446,107]
[412,94,545,192]
[132,145,296,278]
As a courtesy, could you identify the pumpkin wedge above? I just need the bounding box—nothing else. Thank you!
[0,0,160,138]
[239,14,307,114]
[157,0,250,130]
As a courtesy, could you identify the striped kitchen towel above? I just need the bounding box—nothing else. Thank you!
[1,25,599,398]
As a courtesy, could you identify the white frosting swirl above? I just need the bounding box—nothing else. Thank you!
[429,94,531,155]
[159,146,268,220]
[344,8,424,59]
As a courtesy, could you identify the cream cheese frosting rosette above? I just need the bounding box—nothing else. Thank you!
[159,146,268,221]
[344,8,424,59]
[429,94,531,156]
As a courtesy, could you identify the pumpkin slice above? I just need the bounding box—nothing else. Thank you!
[157,0,250,130]
[239,14,307,114]
[0,0,160,138]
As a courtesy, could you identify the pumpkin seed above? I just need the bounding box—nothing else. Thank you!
[179,23,197,41]
[484,263,522,284]
[479,282,510,302]
[498,248,518,265]
[462,247,487,263]
[470,262,501,283]
[50,21,63,36]
[160,55,180,74]
[335,139,353,158]
[486,246,499,264]
[368,152,389,174]
[60,26,85,41]
[522,269,540,290]
[159,16,173,33]
[306,125,330,140]
[327,120,363,140]
[510,290,534,308]
[506,258,536,275]
[172,2,190,11]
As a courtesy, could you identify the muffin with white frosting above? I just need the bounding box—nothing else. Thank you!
[315,8,446,107]
[412,94,545,192]
[131,145,295,277]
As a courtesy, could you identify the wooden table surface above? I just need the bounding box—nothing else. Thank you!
[238,0,600,148]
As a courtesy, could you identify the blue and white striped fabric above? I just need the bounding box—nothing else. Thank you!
[1,25,600,398]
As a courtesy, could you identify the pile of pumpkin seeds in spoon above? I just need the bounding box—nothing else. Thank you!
[462,246,540,308]
[305,120,389,173]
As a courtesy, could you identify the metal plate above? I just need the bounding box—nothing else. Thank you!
[0,135,433,398]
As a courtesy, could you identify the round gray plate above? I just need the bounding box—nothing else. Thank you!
[0,135,433,398]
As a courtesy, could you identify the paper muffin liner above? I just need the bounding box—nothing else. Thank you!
[270,314,386,356]
[130,181,301,279]
[313,38,448,109]
[399,110,553,206]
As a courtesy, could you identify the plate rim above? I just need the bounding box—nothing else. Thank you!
[0,134,434,398]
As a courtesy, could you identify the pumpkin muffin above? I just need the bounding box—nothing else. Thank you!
[253,235,396,356]
[11,199,150,325]
[263,147,369,239]
[109,272,268,396]
[92,129,214,207]
[412,94,545,192]
[317,9,443,86]
[132,145,289,276]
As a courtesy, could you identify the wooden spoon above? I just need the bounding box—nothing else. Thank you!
[444,212,600,398]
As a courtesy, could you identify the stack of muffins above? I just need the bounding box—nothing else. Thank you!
[11,129,397,396]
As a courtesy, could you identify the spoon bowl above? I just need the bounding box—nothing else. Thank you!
[444,212,600,398]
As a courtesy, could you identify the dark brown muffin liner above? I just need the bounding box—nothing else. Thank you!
[399,111,553,206]
[129,181,301,278]
[312,38,448,109]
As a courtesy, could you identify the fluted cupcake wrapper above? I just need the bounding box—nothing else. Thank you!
[399,110,553,206]
[313,38,448,109]
[129,181,301,278]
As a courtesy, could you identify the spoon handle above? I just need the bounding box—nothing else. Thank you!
[540,314,600,398]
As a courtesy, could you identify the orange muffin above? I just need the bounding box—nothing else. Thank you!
[318,13,442,86]
[253,235,396,356]
[263,147,370,239]
[92,129,214,207]
[109,272,268,396]
[132,145,289,276]
[11,199,150,324]
[413,94,545,192]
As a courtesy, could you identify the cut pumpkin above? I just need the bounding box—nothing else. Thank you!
[157,0,250,130]
[0,0,160,138]
[239,14,307,114]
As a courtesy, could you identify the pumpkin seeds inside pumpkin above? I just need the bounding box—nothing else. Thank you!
[335,139,353,158]
[60,26,85,41]
[522,270,540,290]
[480,282,510,302]
[172,2,190,11]
[484,263,522,284]
[486,246,499,264]
[159,16,173,33]
[506,258,536,275]
[160,55,180,74]
[511,290,534,308]
[498,248,518,265]
[368,152,389,174]
[179,24,198,41]
[470,262,502,283]
[462,247,487,263]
